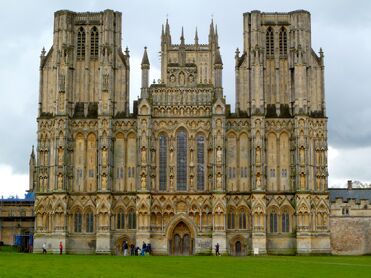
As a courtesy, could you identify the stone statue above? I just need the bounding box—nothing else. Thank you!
[141,147,147,164]
[216,147,222,164]
[58,147,64,166]
[102,174,107,190]
[256,147,261,164]
[57,174,63,190]
[216,172,222,189]
[102,147,107,167]
[256,174,261,188]
[141,175,146,189]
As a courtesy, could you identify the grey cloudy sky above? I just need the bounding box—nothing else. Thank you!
[1,0,371,197]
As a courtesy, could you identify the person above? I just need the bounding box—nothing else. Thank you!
[215,243,220,256]
[123,241,128,256]
[130,244,135,256]
[141,242,147,256]
[42,242,47,254]
[135,246,140,256]
[59,241,63,255]
[147,243,152,255]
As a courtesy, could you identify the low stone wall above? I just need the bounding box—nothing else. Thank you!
[330,216,371,255]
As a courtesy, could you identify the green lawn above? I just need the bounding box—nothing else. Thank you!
[0,252,370,278]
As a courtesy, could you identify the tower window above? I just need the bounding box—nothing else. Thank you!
[90,26,99,58]
[176,130,187,191]
[279,27,287,56]
[159,135,167,191]
[196,135,205,191]
[77,27,86,59]
[266,27,274,57]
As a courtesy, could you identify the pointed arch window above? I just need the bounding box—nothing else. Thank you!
[196,135,205,191]
[74,211,82,233]
[86,211,94,233]
[116,209,125,229]
[269,210,278,233]
[159,134,168,191]
[77,27,86,59]
[90,26,99,58]
[227,209,235,229]
[239,209,247,230]
[279,27,287,56]
[128,209,136,229]
[176,130,187,191]
[266,27,274,57]
[282,210,290,233]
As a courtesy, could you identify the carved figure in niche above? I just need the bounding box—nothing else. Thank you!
[141,174,146,190]
[299,147,305,164]
[256,146,261,164]
[300,173,305,189]
[102,147,108,167]
[188,74,194,83]
[141,147,147,164]
[216,146,222,164]
[256,174,261,188]
[58,147,64,166]
[216,172,222,189]
[102,174,107,190]
[103,74,109,91]
[170,74,176,83]
[57,173,63,190]
[169,177,174,191]
[58,92,65,112]
[179,72,185,86]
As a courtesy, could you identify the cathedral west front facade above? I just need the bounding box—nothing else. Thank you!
[31,9,330,255]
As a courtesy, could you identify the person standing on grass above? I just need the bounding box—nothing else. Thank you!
[215,243,220,256]
[123,241,128,256]
[59,241,63,255]
[42,242,47,254]
[141,242,147,256]
[130,244,135,256]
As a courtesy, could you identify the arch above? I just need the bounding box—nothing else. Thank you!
[77,27,86,59]
[230,235,248,256]
[165,214,197,240]
[115,235,133,256]
[279,27,287,56]
[196,134,205,191]
[279,132,290,191]
[267,132,277,191]
[266,27,274,56]
[114,132,125,192]
[90,26,99,58]
[159,133,168,191]
[176,129,188,191]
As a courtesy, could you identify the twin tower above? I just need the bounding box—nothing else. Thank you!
[31,10,329,255]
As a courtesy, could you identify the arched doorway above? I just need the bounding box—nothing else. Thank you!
[235,241,242,256]
[169,221,193,256]
[115,236,133,256]
[230,236,247,256]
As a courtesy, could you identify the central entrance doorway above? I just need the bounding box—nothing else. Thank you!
[170,221,193,256]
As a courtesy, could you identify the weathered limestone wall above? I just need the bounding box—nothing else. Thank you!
[330,217,371,255]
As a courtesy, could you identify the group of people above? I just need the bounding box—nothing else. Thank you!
[122,241,152,256]
[42,241,63,255]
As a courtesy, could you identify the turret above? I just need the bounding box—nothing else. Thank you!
[214,47,223,98]
[194,27,199,45]
[141,47,150,98]
[28,145,35,192]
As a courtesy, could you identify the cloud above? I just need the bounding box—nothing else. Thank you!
[0,0,371,196]
[0,164,29,198]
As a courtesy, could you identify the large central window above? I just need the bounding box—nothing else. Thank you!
[176,130,187,191]
[196,135,205,191]
[159,135,167,191]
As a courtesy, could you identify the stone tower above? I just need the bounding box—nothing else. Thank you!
[235,10,329,254]
[34,10,130,254]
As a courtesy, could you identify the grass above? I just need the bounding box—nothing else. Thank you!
[0,252,370,278]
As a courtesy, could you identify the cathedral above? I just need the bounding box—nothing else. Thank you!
[31,9,330,255]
